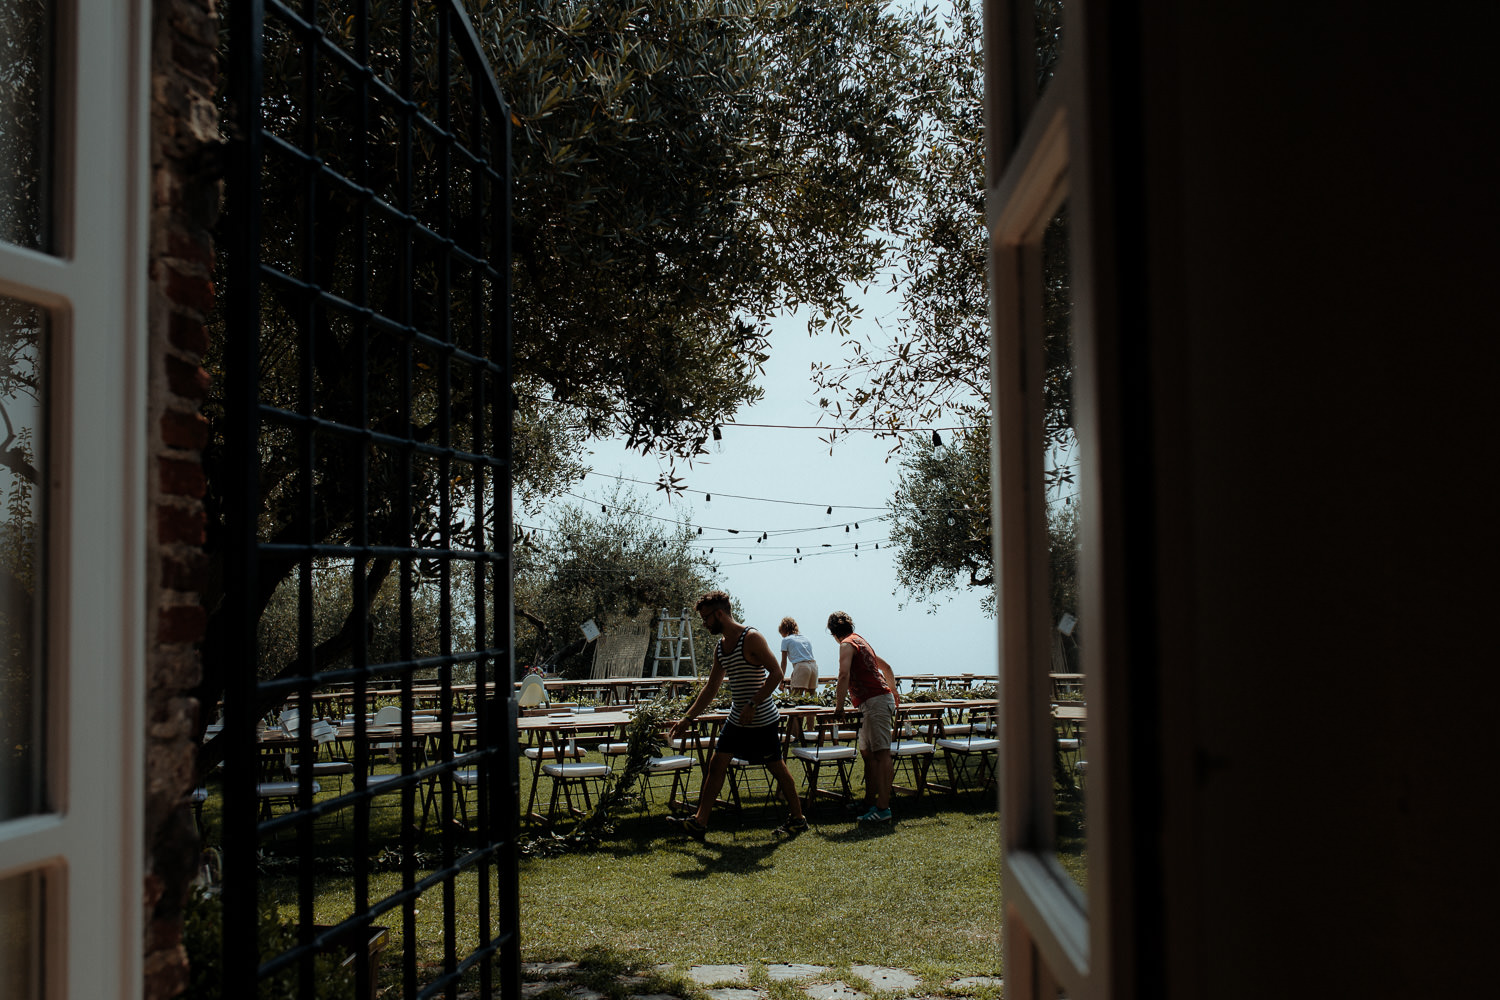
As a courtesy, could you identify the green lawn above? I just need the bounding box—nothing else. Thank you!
[200,740,1088,994]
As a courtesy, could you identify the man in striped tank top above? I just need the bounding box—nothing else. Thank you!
[666,590,809,841]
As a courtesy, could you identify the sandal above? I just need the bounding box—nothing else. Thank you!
[665,814,708,842]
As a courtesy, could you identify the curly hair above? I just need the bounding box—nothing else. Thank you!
[826,611,855,638]
[778,616,799,636]
[695,589,732,615]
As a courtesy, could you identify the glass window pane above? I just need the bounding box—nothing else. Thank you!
[0,869,44,1000]
[0,294,46,821]
[1035,0,1065,98]
[1042,202,1086,891]
[0,0,54,250]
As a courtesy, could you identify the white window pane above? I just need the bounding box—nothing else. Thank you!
[0,0,53,250]
[0,294,45,820]
[0,868,43,999]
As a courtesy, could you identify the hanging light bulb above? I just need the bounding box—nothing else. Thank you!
[795,547,800,554]
[855,543,859,550]
[712,424,722,441]
[709,547,714,553]
[697,527,703,534]
[826,506,833,515]
[845,525,850,533]
[705,493,711,502]
[602,504,608,513]
[932,429,943,448]
[855,522,859,529]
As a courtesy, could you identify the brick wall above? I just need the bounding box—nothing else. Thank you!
[144,1,220,997]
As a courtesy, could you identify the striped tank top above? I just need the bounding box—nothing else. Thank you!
[719,627,780,728]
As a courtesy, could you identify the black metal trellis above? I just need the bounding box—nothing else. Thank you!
[221,2,517,997]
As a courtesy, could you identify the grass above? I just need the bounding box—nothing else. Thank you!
[198,739,1088,994]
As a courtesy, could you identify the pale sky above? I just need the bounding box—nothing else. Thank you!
[548,297,1000,679]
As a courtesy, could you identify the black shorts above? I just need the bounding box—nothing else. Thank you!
[714,721,782,764]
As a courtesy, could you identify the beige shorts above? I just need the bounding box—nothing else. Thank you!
[857,692,897,753]
[789,659,819,690]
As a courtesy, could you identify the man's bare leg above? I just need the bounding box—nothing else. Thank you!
[694,752,733,827]
[767,759,806,821]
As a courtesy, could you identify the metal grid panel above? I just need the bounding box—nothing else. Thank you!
[221,2,518,997]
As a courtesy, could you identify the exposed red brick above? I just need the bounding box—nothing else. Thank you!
[164,355,210,400]
[164,266,214,316]
[165,228,213,272]
[170,38,217,88]
[157,505,205,546]
[167,311,210,356]
[159,457,206,498]
[158,605,206,645]
[160,410,209,450]
[160,553,208,591]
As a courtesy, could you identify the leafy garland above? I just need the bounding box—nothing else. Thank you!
[518,696,685,857]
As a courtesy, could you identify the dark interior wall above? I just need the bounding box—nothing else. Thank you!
[1134,3,1497,995]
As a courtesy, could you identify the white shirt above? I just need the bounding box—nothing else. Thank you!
[780,633,815,663]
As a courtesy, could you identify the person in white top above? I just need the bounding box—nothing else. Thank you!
[778,617,819,694]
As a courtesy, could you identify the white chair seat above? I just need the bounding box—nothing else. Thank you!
[289,761,354,777]
[891,740,935,757]
[645,755,694,773]
[1057,738,1081,751]
[1075,760,1088,773]
[599,742,631,755]
[524,742,580,760]
[453,769,480,787]
[792,745,857,762]
[257,780,320,797]
[541,762,611,779]
[190,787,209,804]
[941,723,975,737]
[366,774,402,792]
[669,736,709,751]
[937,736,999,752]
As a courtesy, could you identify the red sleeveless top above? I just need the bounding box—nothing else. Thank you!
[842,633,890,706]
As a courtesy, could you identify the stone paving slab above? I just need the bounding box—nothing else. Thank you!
[687,965,750,986]
[565,988,608,1000]
[520,983,553,999]
[525,961,582,977]
[851,966,922,991]
[764,964,829,982]
[705,989,767,1000]
[949,977,1004,990]
[805,982,869,1000]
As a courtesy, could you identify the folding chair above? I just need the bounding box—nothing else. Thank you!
[789,716,858,812]
[255,743,320,820]
[890,712,939,797]
[929,706,999,796]
[521,723,605,826]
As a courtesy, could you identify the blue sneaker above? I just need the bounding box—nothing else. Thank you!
[857,806,892,823]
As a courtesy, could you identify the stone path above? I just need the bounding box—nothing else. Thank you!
[513,960,1003,1000]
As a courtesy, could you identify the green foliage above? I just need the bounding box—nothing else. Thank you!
[887,418,993,614]
[514,486,719,674]
[811,1,1073,460]
[0,0,48,248]
[518,695,683,857]
[182,890,355,1000]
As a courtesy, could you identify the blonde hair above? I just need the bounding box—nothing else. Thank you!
[779,617,799,637]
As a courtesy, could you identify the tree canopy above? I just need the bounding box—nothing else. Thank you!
[513,487,720,677]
